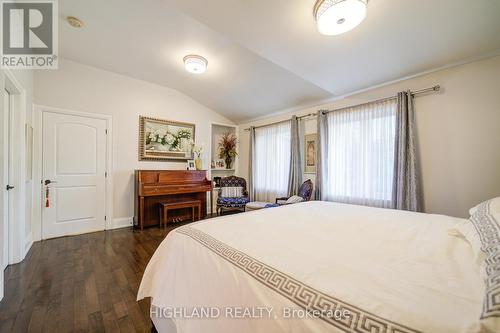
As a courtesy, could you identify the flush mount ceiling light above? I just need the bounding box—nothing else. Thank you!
[314,0,368,36]
[66,16,84,28]
[183,55,208,74]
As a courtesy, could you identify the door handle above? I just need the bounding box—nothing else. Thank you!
[44,180,58,186]
[6,185,14,191]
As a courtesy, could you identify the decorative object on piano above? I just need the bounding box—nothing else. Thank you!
[192,144,204,170]
[304,133,317,174]
[139,116,195,161]
[214,159,225,169]
[187,159,196,170]
[218,132,238,169]
[213,176,222,188]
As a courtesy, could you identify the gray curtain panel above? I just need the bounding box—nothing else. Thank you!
[392,91,422,211]
[248,126,257,201]
[287,116,302,196]
[315,111,329,201]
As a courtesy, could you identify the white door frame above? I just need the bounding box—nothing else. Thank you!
[33,105,113,241]
[1,70,27,267]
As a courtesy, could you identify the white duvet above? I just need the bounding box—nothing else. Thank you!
[137,201,484,333]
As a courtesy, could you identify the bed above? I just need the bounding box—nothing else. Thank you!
[137,201,485,333]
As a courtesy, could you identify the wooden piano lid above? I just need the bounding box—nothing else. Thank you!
[136,170,209,184]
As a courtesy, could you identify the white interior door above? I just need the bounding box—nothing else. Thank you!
[42,111,107,239]
[1,89,10,272]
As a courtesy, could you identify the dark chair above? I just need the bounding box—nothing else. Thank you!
[275,179,314,205]
[216,176,250,216]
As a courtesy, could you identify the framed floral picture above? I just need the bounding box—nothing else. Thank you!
[139,116,195,161]
[304,133,317,174]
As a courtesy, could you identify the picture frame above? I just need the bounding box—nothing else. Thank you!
[213,177,222,188]
[214,159,226,169]
[304,133,317,174]
[139,116,195,161]
[187,159,196,170]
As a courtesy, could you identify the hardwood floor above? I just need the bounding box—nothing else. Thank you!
[0,222,191,333]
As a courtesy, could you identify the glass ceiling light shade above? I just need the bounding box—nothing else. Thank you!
[183,55,208,74]
[314,0,368,36]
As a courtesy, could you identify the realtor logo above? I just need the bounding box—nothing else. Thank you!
[1,0,58,69]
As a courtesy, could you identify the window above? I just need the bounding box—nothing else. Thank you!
[253,121,291,202]
[324,99,397,208]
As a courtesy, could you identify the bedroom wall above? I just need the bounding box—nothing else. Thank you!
[33,59,234,233]
[238,56,500,218]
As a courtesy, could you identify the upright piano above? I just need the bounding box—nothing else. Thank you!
[134,170,213,229]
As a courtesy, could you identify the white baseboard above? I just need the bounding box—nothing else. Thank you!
[108,217,133,230]
[24,233,33,258]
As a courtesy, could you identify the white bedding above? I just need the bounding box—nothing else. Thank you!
[138,201,484,333]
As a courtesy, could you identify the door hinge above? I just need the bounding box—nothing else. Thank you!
[105,171,107,178]
[105,129,108,134]
[104,215,107,221]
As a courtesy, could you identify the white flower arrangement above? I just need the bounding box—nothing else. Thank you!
[192,143,204,158]
[145,128,192,151]
[165,133,175,145]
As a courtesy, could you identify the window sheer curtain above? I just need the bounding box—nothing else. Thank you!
[253,121,291,202]
[320,100,397,208]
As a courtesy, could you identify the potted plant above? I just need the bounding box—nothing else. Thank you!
[218,132,237,169]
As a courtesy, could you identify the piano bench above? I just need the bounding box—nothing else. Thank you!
[159,200,202,227]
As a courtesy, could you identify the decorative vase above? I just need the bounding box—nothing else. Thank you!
[195,158,202,170]
[225,157,232,169]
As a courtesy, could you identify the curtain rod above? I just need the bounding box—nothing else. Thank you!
[243,85,440,131]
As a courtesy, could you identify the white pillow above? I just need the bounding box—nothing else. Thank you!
[285,195,304,204]
[450,198,500,332]
[449,220,486,266]
[450,197,500,264]
[468,196,500,216]
[221,186,243,198]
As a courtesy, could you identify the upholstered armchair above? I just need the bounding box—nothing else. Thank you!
[275,179,314,205]
[216,176,250,216]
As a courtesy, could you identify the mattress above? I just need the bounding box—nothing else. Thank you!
[138,201,484,333]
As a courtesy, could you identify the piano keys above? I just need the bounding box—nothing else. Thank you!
[134,170,213,229]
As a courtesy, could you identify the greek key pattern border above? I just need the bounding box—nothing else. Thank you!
[176,226,421,333]
[469,200,500,319]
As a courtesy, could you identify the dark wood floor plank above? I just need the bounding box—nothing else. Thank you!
[117,315,137,333]
[88,311,106,333]
[0,219,203,332]
[73,279,89,332]
[102,310,121,333]
[0,317,14,333]
[59,275,76,332]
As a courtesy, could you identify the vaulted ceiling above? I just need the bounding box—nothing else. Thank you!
[59,0,500,123]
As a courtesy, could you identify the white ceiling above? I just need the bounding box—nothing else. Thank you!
[59,0,500,123]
